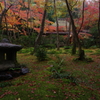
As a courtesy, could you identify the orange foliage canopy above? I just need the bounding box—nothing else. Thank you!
[0,0,53,35]
[7,17,22,25]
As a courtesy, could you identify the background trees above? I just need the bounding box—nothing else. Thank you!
[0,0,99,53]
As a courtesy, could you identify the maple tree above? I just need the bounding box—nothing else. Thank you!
[0,1,13,30]
[0,0,54,37]
[76,0,99,30]
[0,0,99,49]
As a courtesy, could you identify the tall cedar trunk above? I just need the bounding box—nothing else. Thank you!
[34,0,48,53]
[54,0,59,50]
[65,0,85,60]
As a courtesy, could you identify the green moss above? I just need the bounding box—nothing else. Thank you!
[0,48,100,100]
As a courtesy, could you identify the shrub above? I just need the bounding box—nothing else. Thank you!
[82,38,94,48]
[35,46,47,61]
[89,25,100,47]
[12,33,37,47]
[48,55,66,77]
[47,55,77,85]
[41,34,66,49]
[47,49,57,54]
[64,46,71,49]
[90,25,98,37]
[44,44,56,49]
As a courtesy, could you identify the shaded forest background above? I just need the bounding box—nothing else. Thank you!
[0,0,100,59]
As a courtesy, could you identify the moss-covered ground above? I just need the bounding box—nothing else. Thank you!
[0,48,100,100]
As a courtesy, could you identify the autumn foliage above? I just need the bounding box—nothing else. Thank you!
[76,1,99,30]
[0,0,99,36]
[0,0,54,35]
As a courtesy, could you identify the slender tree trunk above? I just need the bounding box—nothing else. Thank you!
[4,15,8,34]
[26,0,31,35]
[34,0,48,53]
[98,0,100,40]
[71,0,85,55]
[65,0,85,60]
[0,9,7,30]
[77,0,85,34]
[72,31,76,55]
[0,4,12,30]
[4,15,11,41]
[67,19,71,46]
[70,18,76,55]
[54,0,59,50]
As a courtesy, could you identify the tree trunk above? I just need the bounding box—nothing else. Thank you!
[66,19,71,46]
[33,0,48,53]
[65,0,85,60]
[98,0,100,36]
[54,0,59,50]
[72,32,76,55]
[4,15,8,33]
[0,9,7,30]
[77,0,85,34]
[26,0,31,35]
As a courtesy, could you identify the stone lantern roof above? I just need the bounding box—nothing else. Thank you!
[0,38,22,51]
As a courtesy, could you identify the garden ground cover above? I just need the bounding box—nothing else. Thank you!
[0,48,100,100]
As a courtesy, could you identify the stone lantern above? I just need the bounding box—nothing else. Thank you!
[0,38,22,71]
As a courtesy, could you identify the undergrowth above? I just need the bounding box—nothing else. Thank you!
[0,48,100,100]
[47,55,77,85]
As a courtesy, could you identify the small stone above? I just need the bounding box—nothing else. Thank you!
[21,68,29,74]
